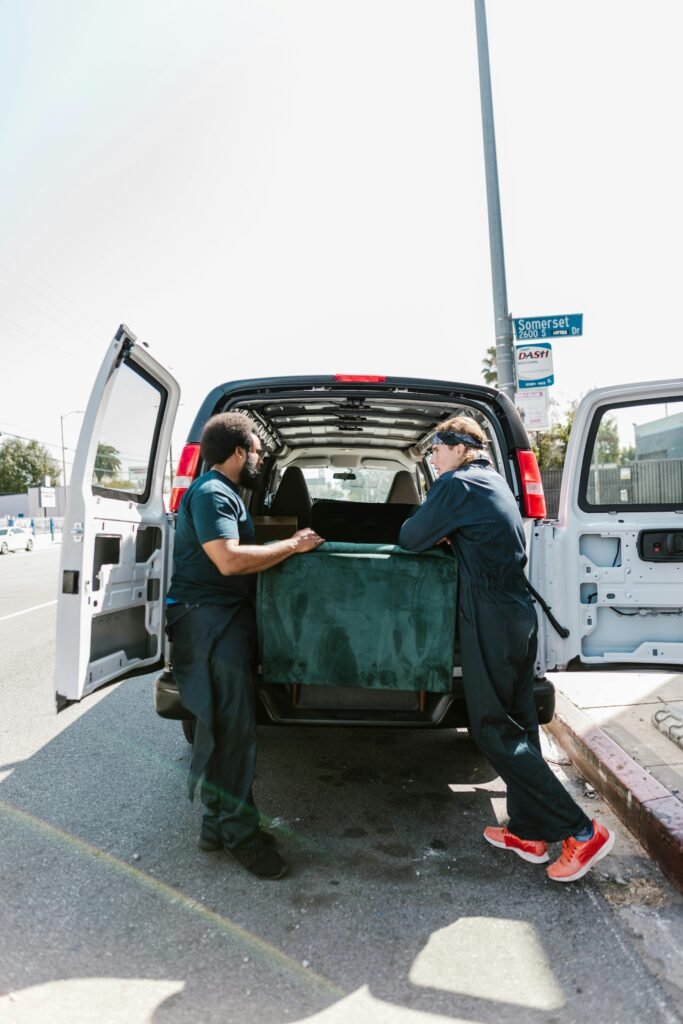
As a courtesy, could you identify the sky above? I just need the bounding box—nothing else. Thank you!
[1,0,682,483]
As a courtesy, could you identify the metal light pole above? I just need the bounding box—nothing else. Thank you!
[474,0,515,401]
[60,410,84,509]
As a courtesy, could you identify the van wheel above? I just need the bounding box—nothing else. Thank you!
[0,543,7,554]
[181,718,196,744]
[26,539,33,551]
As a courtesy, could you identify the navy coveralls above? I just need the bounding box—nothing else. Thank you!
[167,471,261,850]
[399,459,590,842]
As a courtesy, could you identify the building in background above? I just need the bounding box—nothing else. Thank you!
[635,411,683,460]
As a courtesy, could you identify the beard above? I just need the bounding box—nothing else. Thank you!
[239,461,262,490]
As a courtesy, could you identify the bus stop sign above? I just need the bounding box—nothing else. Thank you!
[515,343,554,388]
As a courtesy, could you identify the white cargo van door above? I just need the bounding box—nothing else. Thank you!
[530,379,683,674]
[54,325,180,706]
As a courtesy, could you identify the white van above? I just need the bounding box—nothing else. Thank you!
[54,325,683,734]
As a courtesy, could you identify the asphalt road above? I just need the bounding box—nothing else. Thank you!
[1,545,682,1024]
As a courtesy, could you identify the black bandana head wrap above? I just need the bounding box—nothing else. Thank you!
[432,430,485,450]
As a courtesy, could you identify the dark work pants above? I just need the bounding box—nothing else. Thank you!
[459,583,591,843]
[167,603,260,849]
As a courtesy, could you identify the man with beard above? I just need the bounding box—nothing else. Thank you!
[166,412,323,878]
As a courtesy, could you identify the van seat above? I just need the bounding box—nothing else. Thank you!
[269,466,312,527]
[311,499,416,544]
[386,470,420,505]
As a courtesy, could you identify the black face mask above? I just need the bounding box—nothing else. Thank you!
[239,457,262,490]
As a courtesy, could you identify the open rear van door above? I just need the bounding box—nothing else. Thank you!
[54,325,180,707]
[530,379,683,675]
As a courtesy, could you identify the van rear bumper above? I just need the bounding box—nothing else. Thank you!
[153,670,556,728]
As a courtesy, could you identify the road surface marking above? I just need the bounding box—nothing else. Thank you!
[0,599,57,623]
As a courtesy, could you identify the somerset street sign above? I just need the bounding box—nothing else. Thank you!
[513,313,583,340]
[515,342,554,388]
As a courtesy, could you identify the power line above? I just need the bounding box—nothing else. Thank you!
[0,428,66,451]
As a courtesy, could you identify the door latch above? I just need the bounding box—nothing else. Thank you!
[638,530,683,562]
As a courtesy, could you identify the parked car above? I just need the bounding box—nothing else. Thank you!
[0,526,34,554]
[54,325,683,740]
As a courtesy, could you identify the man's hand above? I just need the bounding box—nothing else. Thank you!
[291,528,324,553]
[203,528,324,575]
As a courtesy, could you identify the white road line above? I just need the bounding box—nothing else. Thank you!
[0,600,57,623]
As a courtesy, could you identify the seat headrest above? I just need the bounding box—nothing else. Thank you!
[386,470,420,505]
[270,466,312,527]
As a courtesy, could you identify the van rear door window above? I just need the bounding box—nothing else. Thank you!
[91,359,167,502]
[579,398,683,511]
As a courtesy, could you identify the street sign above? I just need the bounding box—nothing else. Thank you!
[513,314,583,340]
[515,342,554,388]
[515,388,550,431]
[39,486,56,509]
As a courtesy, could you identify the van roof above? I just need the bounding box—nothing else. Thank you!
[187,375,530,456]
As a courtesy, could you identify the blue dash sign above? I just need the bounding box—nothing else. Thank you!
[515,343,554,389]
[513,314,583,340]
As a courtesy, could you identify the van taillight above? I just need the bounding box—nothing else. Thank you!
[516,449,547,519]
[169,444,201,512]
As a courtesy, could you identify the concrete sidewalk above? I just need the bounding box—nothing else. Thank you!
[31,534,62,549]
[545,670,683,893]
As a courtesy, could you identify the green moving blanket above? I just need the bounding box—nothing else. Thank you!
[257,542,457,693]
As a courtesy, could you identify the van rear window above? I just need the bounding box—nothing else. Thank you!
[580,397,683,510]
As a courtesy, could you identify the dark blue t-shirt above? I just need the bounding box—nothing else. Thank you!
[168,470,256,608]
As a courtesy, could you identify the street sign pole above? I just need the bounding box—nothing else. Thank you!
[474,0,515,401]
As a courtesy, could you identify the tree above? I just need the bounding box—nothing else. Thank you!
[481,345,498,387]
[0,438,61,493]
[594,414,620,464]
[531,401,576,469]
[94,443,122,483]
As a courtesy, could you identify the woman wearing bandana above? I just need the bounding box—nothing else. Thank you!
[399,415,614,883]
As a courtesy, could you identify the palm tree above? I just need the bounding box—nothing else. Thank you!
[94,443,122,482]
[481,345,498,387]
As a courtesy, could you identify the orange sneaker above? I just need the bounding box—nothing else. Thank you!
[483,826,549,864]
[546,820,615,882]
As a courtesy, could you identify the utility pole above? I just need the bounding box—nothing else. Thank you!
[60,410,83,514]
[474,0,515,401]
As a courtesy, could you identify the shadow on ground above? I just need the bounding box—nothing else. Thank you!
[0,678,673,1024]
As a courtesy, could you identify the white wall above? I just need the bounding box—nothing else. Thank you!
[0,486,67,519]
[0,493,29,518]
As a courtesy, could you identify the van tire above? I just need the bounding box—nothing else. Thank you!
[0,543,7,554]
[26,539,33,551]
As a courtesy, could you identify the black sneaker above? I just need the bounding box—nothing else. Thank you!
[197,827,276,853]
[229,835,289,879]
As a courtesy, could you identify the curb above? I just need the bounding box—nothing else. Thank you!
[545,691,683,894]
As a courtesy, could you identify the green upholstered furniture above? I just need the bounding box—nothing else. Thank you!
[257,542,457,693]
